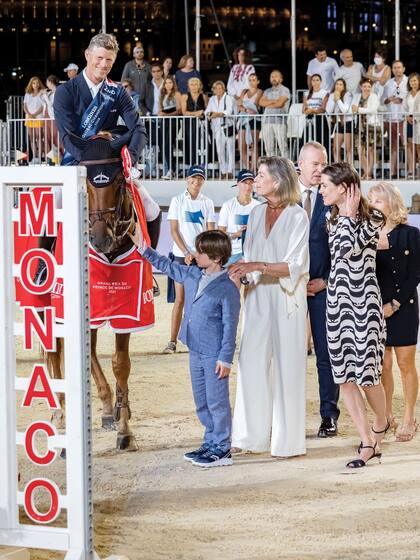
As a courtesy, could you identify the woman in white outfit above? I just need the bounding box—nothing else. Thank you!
[364,49,391,100]
[352,78,381,180]
[205,81,235,178]
[326,78,353,163]
[229,156,309,457]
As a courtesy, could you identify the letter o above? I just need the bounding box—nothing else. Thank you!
[20,249,57,295]
[24,478,61,524]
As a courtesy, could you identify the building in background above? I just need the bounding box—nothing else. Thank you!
[0,0,418,117]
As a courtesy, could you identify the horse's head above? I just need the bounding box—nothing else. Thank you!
[76,130,135,256]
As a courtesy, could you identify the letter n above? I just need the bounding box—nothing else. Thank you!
[23,307,56,352]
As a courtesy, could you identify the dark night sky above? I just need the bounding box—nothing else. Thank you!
[0,0,418,117]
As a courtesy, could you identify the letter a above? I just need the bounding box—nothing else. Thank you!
[22,364,61,409]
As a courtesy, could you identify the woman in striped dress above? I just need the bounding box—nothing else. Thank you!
[320,162,389,469]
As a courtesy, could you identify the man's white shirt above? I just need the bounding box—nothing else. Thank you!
[334,62,365,94]
[167,191,215,257]
[306,57,339,92]
[152,80,163,116]
[83,69,104,98]
[382,76,408,122]
[299,179,319,219]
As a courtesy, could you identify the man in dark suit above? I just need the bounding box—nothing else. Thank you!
[298,141,340,437]
[138,63,164,177]
[54,33,147,164]
[139,63,163,116]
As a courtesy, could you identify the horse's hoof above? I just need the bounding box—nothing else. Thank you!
[102,416,116,431]
[116,434,138,452]
[60,448,66,460]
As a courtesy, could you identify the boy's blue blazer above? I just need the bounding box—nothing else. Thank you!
[143,247,240,364]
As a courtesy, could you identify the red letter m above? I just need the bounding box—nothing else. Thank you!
[19,190,57,237]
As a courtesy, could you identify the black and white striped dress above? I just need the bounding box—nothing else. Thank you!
[326,210,386,386]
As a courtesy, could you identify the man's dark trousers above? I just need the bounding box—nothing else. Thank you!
[308,291,339,420]
[307,189,339,421]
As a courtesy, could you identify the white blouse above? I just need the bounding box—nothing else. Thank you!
[326,92,353,122]
[304,89,329,111]
[244,203,309,315]
[205,93,234,131]
[23,93,44,115]
[227,64,256,98]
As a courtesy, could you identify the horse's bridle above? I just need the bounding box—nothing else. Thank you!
[81,156,136,245]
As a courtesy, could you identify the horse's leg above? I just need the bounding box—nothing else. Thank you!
[91,329,115,430]
[112,332,138,451]
[48,337,66,430]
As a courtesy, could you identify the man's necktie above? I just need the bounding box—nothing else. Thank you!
[304,188,312,220]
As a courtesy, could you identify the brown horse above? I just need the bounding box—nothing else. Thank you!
[49,130,159,451]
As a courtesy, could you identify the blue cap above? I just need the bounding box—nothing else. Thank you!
[231,168,255,187]
[187,164,206,178]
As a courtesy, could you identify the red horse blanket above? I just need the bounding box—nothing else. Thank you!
[14,180,155,333]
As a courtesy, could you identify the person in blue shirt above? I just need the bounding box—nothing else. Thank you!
[130,225,241,468]
[121,78,141,114]
[175,54,202,95]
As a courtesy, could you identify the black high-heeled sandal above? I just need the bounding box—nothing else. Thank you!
[357,420,390,453]
[347,442,382,469]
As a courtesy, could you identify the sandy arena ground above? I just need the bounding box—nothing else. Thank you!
[9,279,420,560]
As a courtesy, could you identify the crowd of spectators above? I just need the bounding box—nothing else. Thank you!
[20,43,420,179]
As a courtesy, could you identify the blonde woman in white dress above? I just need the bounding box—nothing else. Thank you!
[229,157,309,457]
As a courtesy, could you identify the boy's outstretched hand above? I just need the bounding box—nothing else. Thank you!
[129,222,146,251]
[215,362,231,379]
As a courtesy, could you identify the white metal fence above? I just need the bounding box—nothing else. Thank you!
[3,111,420,181]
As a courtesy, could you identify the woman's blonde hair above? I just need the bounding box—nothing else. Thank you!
[211,80,226,93]
[258,156,301,206]
[25,76,45,94]
[187,77,203,93]
[368,181,408,224]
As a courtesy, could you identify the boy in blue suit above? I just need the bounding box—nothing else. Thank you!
[130,226,241,467]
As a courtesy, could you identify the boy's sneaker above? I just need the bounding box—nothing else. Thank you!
[163,341,176,354]
[191,445,233,468]
[183,443,211,463]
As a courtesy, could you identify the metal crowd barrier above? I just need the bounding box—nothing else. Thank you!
[5,95,24,120]
[0,121,8,165]
[4,112,420,181]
